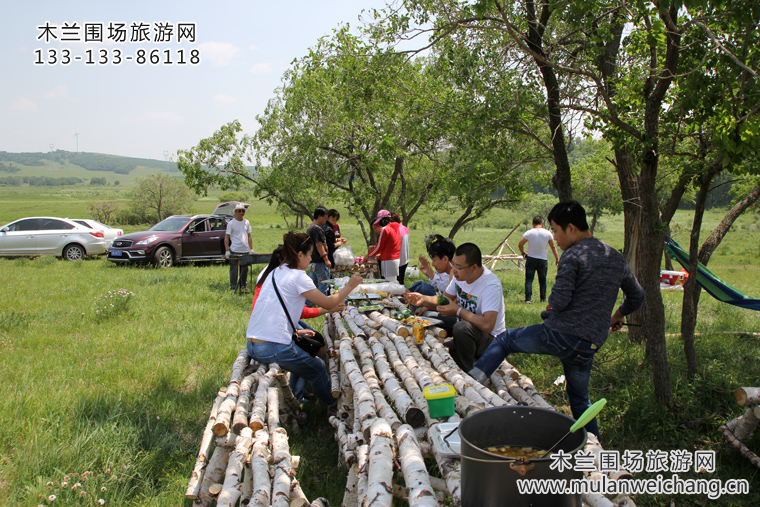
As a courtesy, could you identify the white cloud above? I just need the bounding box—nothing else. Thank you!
[44,85,71,100]
[212,94,237,104]
[249,62,273,74]
[9,96,38,112]
[249,45,259,51]
[197,41,240,66]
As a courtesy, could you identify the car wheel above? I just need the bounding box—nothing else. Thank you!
[63,244,85,261]
[153,246,174,268]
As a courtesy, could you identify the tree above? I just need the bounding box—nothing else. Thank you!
[87,201,121,224]
[569,139,623,234]
[128,173,196,223]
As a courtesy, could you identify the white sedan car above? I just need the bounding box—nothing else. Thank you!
[71,219,124,247]
[0,216,107,260]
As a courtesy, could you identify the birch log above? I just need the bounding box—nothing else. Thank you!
[396,424,440,507]
[489,373,518,405]
[495,364,539,406]
[250,429,272,507]
[289,479,309,507]
[516,373,555,410]
[271,427,293,507]
[329,415,357,466]
[214,391,240,437]
[737,387,760,407]
[353,334,402,430]
[324,316,341,397]
[719,421,760,468]
[365,418,395,507]
[733,407,760,443]
[217,427,254,507]
[275,371,303,415]
[268,386,281,430]
[356,444,369,506]
[196,446,231,507]
[233,366,266,434]
[425,435,461,507]
[186,389,226,499]
[249,365,279,432]
[369,310,409,337]
[241,461,253,506]
[367,334,425,427]
[337,319,377,439]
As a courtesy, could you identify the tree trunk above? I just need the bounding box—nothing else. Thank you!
[680,163,721,377]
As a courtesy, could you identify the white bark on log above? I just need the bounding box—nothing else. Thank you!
[398,334,443,387]
[733,407,760,443]
[250,429,272,507]
[343,463,359,507]
[276,371,304,415]
[428,326,446,339]
[454,395,485,418]
[214,392,240,437]
[227,348,250,396]
[424,434,461,507]
[337,318,377,440]
[342,308,367,338]
[369,310,409,337]
[241,461,253,506]
[384,330,435,391]
[396,424,440,507]
[217,427,254,507]
[495,363,539,406]
[215,431,238,449]
[374,330,433,426]
[353,333,403,430]
[516,373,554,410]
[268,386,281,430]
[367,334,426,427]
[329,415,357,466]
[186,389,226,499]
[233,366,266,434]
[428,476,448,494]
[272,427,294,507]
[720,423,760,468]
[249,365,279,432]
[489,372,518,405]
[365,418,394,507]
[197,446,231,507]
[736,387,760,407]
[356,444,369,507]
[289,479,309,507]
[324,316,341,397]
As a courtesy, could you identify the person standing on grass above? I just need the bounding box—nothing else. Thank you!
[225,203,254,292]
[392,212,411,286]
[306,206,331,296]
[518,215,560,303]
[247,231,362,413]
[468,201,645,439]
[358,210,401,282]
[406,242,507,372]
[325,209,348,268]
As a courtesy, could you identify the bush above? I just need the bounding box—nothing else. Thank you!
[219,191,249,203]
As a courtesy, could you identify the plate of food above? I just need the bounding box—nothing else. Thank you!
[399,316,444,327]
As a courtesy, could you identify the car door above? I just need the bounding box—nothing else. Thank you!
[36,218,76,254]
[180,218,211,258]
[0,218,41,255]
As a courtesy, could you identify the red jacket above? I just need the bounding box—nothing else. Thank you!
[251,283,320,318]
[367,222,401,261]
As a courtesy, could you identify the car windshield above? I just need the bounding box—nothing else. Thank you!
[149,216,191,232]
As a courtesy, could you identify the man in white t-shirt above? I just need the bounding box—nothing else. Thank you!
[407,242,507,371]
[225,203,254,292]
[518,215,559,303]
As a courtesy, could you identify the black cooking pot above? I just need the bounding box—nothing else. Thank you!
[459,405,587,507]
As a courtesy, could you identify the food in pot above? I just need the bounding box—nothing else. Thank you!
[485,445,550,459]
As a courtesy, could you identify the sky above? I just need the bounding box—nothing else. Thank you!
[0,0,393,161]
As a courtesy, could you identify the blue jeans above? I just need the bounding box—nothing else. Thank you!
[246,339,335,407]
[308,262,331,296]
[525,256,548,301]
[472,323,599,437]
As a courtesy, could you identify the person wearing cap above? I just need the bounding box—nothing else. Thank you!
[359,210,401,281]
[391,212,411,285]
[225,203,254,292]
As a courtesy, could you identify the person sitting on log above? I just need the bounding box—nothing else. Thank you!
[246,231,363,412]
[406,242,507,372]
[468,201,645,439]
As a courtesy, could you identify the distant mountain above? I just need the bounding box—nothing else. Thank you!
[0,150,179,175]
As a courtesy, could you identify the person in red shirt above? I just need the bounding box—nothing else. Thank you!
[358,210,401,281]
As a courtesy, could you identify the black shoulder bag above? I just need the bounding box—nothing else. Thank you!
[272,270,325,357]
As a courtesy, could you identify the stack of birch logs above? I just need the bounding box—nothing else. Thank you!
[186,297,635,507]
[719,387,760,468]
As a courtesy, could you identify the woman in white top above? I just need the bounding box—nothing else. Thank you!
[247,231,362,407]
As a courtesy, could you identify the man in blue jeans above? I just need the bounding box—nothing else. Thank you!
[469,201,644,438]
[518,215,559,303]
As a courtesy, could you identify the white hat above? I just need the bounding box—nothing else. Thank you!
[235,202,248,211]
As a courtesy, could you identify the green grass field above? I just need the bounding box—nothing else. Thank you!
[1,183,760,506]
